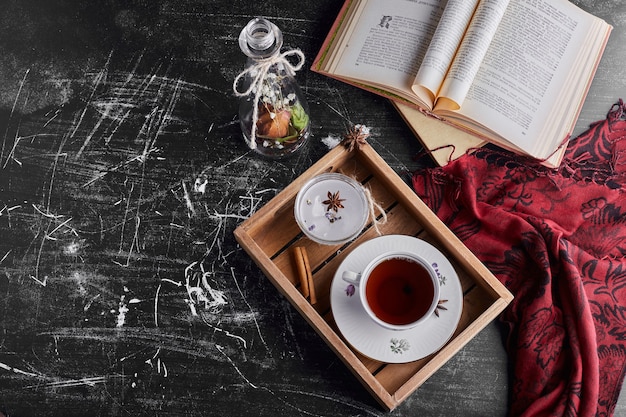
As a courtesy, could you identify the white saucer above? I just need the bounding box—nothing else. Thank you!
[330,235,463,363]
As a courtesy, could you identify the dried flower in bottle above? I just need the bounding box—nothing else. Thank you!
[257,106,291,138]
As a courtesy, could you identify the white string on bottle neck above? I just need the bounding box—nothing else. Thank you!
[233,49,306,149]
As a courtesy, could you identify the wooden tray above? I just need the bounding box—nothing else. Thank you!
[234,143,513,410]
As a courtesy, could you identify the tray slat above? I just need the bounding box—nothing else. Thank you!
[234,144,513,410]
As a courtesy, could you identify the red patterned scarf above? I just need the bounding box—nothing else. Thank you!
[412,100,626,416]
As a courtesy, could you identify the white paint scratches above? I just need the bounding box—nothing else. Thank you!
[1,361,121,392]
[3,135,23,169]
[145,348,168,378]
[209,346,382,417]
[62,240,82,257]
[254,188,279,195]
[76,52,190,161]
[199,315,248,349]
[43,327,211,358]
[157,262,249,348]
[82,149,159,188]
[29,274,47,287]
[154,278,183,327]
[27,206,79,286]
[239,192,264,216]
[160,278,182,287]
[280,302,304,362]
[158,358,168,377]
[116,288,141,327]
[0,249,11,264]
[184,261,228,313]
[181,180,196,217]
[0,361,40,378]
[83,293,101,312]
[44,217,75,241]
[216,344,258,389]
[0,205,21,216]
[31,204,64,219]
[205,189,265,223]
[70,270,89,297]
[206,211,250,221]
[112,180,144,268]
[277,387,383,417]
[194,175,208,194]
[1,360,120,392]
[116,295,130,327]
[154,283,163,327]
[230,267,268,353]
[74,51,113,158]
[25,376,108,390]
[1,68,30,168]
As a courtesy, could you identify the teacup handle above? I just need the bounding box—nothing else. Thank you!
[342,270,361,285]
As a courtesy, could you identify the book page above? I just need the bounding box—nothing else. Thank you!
[453,0,598,156]
[435,0,511,110]
[412,0,480,103]
[329,0,445,107]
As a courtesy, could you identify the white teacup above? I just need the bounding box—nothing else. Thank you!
[342,251,440,331]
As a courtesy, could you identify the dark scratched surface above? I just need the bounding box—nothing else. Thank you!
[0,1,625,416]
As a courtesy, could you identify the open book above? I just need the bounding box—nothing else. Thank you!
[312,0,612,167]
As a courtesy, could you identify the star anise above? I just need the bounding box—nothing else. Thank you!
[434,299,448,317]
[322,190,345,212]
[343,124,370,152]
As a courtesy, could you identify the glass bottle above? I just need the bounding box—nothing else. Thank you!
[234,17,310,157]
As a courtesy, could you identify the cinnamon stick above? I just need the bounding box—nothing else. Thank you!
[293,247,309,298]
[293,246,316,304]
[301,247,316,305]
